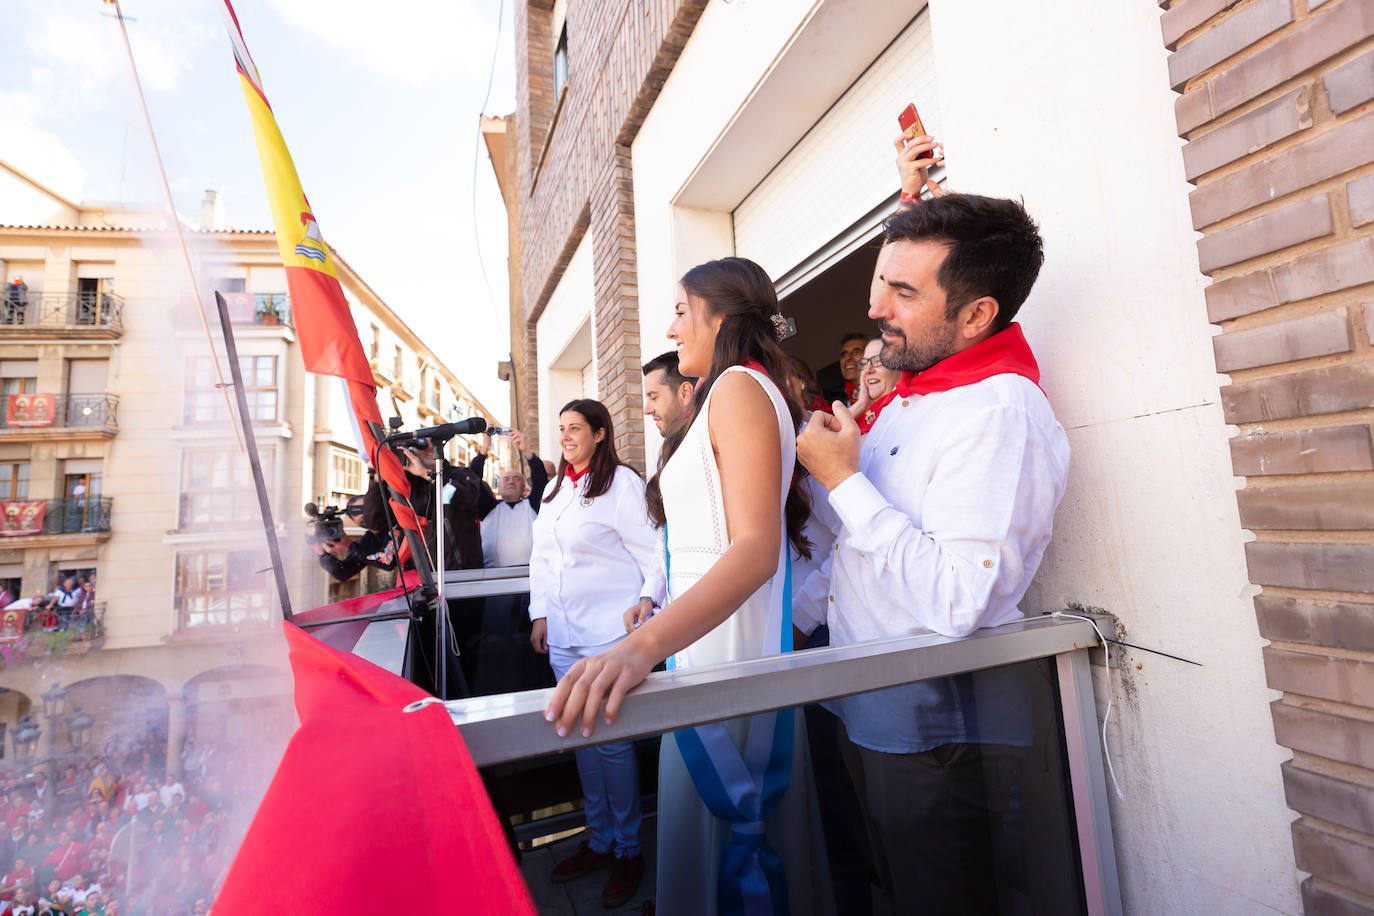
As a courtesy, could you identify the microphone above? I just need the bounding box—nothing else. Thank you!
[385,417,488,443]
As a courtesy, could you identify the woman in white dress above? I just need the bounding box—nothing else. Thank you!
[546,258,833,915]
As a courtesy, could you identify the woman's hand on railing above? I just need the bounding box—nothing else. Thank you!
[545,638,657,738]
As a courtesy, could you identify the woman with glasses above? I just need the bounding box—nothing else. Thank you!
[850,337,902,433]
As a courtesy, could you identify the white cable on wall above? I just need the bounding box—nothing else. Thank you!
[1052,611,1126,801]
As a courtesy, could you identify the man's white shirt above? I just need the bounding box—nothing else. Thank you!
[481,499,537,568]
[795,374,1070,750]
[528,466,666,649]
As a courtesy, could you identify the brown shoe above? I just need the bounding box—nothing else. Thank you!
[601,853,644,908]
[550,840,615,883]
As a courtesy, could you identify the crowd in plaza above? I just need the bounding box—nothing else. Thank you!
[0,732,266,916]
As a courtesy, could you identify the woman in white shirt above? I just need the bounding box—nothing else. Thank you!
[527,398,664,907]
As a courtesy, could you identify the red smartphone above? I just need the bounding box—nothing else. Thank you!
[897,102,926,139]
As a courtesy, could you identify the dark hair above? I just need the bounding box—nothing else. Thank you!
[782,353,821,407]
[882,192,1044,332]
[645,257,811,558]
[839,331,870,349]
[642,351,690,390]
[542,399,634,503]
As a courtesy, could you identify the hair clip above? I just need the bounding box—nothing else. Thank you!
[770,313,789,342]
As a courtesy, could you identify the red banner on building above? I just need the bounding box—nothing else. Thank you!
[0,501,44,536]
[6,394,55,427]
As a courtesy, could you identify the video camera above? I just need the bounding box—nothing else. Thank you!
[304,502,346,543]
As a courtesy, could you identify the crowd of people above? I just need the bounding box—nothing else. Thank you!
[0,731,269,916]
[1,578,97,639]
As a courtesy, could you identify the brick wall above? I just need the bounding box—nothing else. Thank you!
[513,0,708,467]
[1161,0,1374,911]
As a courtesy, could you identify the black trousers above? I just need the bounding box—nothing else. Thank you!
[840,722,1028,916]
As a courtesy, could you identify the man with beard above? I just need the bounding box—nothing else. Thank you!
[796,193,1069,914]
[640,351,694,435]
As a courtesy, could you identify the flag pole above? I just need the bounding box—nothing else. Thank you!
[214,291,294,621]
[106,0,244,452]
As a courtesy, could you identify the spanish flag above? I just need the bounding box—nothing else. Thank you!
[212,4,536,912]
[218,0,419,535]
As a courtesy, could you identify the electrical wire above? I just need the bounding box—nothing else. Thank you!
[472,0,510,355]
[107,0,244,453]
[1051,611,1126,800]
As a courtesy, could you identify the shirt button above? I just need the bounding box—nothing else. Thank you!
[982,559,993,568]
[828,596,834,603]
[901,399,910,407]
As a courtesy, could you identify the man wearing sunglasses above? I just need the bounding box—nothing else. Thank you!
[314,494,398,582]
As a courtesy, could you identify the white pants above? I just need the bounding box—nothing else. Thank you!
[549,640,643,858]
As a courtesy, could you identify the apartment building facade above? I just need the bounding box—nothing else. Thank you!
[496,0,1374,912]
[0,126,500,773]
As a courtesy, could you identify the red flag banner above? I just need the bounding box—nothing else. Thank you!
[0,501,44,536]
[6,394,55,427]
[213,622,536,913]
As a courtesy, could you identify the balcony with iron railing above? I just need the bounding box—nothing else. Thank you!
[0,291,124,337]
[0,497,113,539]
[218,292,293,328]
[0,392,119,436]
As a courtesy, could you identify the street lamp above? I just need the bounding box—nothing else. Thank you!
[66,708,94,751]
[11,716,41,762]
[41,683,67,720]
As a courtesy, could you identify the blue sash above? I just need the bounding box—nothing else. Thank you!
[666,546,794,916]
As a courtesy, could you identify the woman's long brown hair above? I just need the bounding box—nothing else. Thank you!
[543,399,635,503]
[645,257,811,559]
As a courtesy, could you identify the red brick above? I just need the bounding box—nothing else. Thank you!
[1212,308,1351,371]
[1272,235,1374,305]
[1190,111,1374,229]
[1272,700,1374,768]
[1205,269,1280,321]
[1205,0,1374,123]
[1238,479,1374,529]
[1264,646,1374,704]
[1221,361,1374,422]
[1230,424,1374,476]
[1162,0,1245,48]
[1349,173,1374,227]
[1293,819,1374,899]
[1182,85,1313,182]
[1256,593,1374,651]
[1367,303,1374,344]
[1176,86,1216,135]
[1325,46,1374,114]
[1284,761,1374,835]
[1246,540,1374,592]
[1168,0,1292,89]
[1196,194,1333,271]
[1302,877,1374,916]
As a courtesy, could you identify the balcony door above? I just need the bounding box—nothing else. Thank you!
[65,359,109,427]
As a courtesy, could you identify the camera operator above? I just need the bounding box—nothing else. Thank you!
[312,495,398,582]
[361,437,484,571]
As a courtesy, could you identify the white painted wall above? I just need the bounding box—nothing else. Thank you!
[631,0,1299,912]
[535,236,594,456]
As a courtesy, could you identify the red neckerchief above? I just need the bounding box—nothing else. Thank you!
[564,464,588,484]
[866,323,1041,425]
[844,380,859,404]
[809,394,833,415]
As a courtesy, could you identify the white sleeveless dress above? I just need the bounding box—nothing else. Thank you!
[654,365,834,916]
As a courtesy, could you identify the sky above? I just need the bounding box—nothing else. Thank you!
[0,0,517,421]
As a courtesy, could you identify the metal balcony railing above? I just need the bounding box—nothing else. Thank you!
[0,393,119,430]
[0,292,124,332]
[302,568,1124,914]
[41,497,113,534]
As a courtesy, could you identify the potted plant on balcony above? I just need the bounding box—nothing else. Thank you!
[256,297,283,326]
